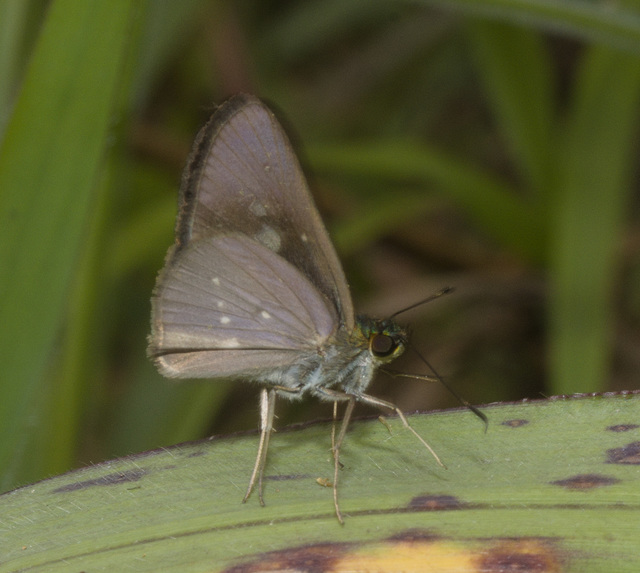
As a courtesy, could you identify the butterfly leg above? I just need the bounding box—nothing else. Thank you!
[333,396,355,524]
[331,400,338,452]
[316,387,446,523]
[353,392,445,469]
[243,388,277,506]
[314,388,358,524]
[330,402,345,469]
[243,385,304,507]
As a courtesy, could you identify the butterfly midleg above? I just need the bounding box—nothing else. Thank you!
[314,388,358,524]
[330,402,345,469]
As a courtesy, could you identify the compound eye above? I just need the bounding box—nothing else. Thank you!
[370,333,396,357]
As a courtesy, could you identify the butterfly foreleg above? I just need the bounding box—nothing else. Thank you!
[315,388,445,521]
[352,392,445,469]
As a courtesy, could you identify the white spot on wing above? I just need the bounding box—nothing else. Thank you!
[217,301,224,308]
[261,310,271,319]
[300,233,308,242]
[212,277,221,285]
[220,316,230,324]
[249,202,267,217]
[255,225,281,252]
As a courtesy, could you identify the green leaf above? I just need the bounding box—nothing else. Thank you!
[403,0,640,56]
[309,140,544,264]
[331,191,445,256]
[0,0,137,491]
[549,47,640,394]
[466,19,555,198]
[2,393,639,571]
[0,0,30,138]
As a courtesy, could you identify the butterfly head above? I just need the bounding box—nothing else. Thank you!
[355,316,408,365]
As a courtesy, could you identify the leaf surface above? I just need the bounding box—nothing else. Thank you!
[1,393,639,572]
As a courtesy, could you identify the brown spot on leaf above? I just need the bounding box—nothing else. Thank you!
[223,543,346,573]
[387,529,439,543]
[606,424,639,432]
[607,441,640,464]
[408,494,464,510]
[476,539,563,572]
[52,469,147,493]
[227,534,566,573]
[551,474,619,490]
[501,419,529,428]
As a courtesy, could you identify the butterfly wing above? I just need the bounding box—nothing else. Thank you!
[150,234,338,378]
[174,94,354,330]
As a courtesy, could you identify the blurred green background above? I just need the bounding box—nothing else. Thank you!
[1,0,640,494]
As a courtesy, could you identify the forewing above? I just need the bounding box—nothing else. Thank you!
[174,94,354,329]
[149,234,338,379]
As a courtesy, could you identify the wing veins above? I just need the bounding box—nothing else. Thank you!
[221,110,293,218]
[165,250,314,343]
[233,107,293,209]
[213,238,319,339]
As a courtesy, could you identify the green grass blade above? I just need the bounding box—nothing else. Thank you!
[404,0,640,56]
[1,393,639,571]
[309,140,544,264]
[105,364,233,458]
[0,0,137,492]
[130,0,209,110]
[466,19,555,199]
[0,0,30,137]
[331,191,446,256]
[263,0,396,63]
[549,48,640,394]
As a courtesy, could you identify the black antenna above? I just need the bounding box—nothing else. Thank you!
[385,358,488,430]
[412,345,488,430]
[386,286,488,429]
[389,287,455,319]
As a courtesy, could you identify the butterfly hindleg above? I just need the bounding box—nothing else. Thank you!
[243,384,305,507]
[243,388,277,506]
